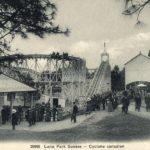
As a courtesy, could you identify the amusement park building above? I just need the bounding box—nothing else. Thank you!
[0,73,36,112]
[0,53,86,110]
[125,52,150,88]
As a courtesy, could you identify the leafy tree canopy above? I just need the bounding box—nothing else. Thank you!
[0,0,69,54]
[111,66,125,91]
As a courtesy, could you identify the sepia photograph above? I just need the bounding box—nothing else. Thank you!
[0,0,150,149]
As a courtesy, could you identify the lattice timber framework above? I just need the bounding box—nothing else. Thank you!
[86,61,111,99]
[0,47,111,109]
[0,53,86,109]
[85,44,111,101]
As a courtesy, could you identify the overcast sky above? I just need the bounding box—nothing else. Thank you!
[11,0,150,69]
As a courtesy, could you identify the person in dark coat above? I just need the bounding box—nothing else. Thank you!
[52,105,57,122]
[45,107,51,122]
[12,109,18,130]
[17,105,23,124]
[1,106,6,124]
[107,99,113,112]
[5,106,10,122]
[135,93,141,112]
[71,102,78,123]
[122,91,130,114]
[28,108,33,126]
[35,107,39,122]
[32,108,36,125]
[145,92,150,112]
[25,109,29,121]
[113,96,118,110]
[102,98,106,110]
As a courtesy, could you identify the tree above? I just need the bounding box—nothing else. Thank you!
[111,65,125,91]
[122,0,150,25]
[111,65,121,91]
[0,0,69,54]
[120,68,125,90]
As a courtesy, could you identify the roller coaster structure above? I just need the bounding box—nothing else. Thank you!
[0,46,111,109]
[0,53,86,108]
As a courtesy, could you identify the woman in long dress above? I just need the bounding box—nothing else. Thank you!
[107,99,113,112]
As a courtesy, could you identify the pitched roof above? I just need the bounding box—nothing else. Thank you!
[125,52,150,65]
[0,73,36,93]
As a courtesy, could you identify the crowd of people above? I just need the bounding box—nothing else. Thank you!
[1,102,64,130]
[87,89,150,115]
[1,106,11,125]
[25,103,59,127]
[87,92,119,113]
[1,105,22,125]
[121,89,150,114]
[1,89,150,130]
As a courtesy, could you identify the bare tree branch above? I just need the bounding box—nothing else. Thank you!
[122,0,150,25]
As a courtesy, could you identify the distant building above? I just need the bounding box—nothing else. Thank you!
[125,52,150,88]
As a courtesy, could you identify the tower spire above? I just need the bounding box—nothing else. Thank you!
[104,42,106,53]
[101,41,109,62]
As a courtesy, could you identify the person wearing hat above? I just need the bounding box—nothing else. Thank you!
[11,109,18,130]
[71,102,78,123]
[122,91,130,114]
[28,108,33,126]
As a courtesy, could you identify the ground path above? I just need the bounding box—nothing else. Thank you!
[128,102,150,120]
[1,106,150,142]
[0,110,110,132]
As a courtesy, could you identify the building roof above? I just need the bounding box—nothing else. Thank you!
[125,52,150,65]
[0,73,36,93]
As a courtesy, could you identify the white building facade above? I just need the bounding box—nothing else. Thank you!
[125,52,150,87]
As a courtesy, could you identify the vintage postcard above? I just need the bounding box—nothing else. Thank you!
[0,0,150,150]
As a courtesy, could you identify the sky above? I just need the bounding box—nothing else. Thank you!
[11,0,150,69]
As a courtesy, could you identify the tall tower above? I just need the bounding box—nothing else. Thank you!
[101,42,109,62]
[100,42,111,92]
[86,42,111,100]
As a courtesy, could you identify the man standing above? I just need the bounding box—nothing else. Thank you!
[102,97,106,110]
[145,92,150,112]
[1,106,6,124]
[71,102,78,123]
[52,105,57,122]
[17,105,22,124]
[135,93,141,112]
[12,109,18,130]
[28,108,33,126]
[122,91,130,114]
